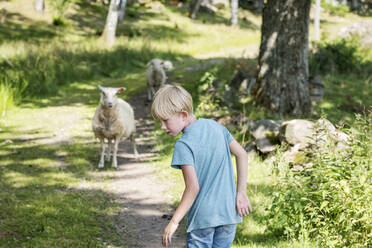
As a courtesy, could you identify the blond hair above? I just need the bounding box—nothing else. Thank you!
[151,84,193,120]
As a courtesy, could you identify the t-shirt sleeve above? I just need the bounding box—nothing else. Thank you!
[223,126,234,144]
[171,141,195,169]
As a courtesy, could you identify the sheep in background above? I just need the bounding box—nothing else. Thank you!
[92,85,138,168]
[146,58,173,101]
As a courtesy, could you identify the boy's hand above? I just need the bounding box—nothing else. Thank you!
[162,219,179,247]
[236,191,252,217]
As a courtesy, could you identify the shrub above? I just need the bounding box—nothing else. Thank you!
[52,16,67,26]
[267,114,371,248]
[309,37,369,75]
[322,1,350,17]
[49,0,72,25]
[0,41,167,101]
[194,69,221,117]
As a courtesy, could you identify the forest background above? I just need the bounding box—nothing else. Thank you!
[0,0,371,247]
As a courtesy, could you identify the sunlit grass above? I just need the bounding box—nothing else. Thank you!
[0,102,121,247]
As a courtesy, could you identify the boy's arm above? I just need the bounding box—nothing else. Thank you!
[229,139,252,217]
[162,165,199,247]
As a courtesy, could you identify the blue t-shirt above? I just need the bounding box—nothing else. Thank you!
[171,118,242,232]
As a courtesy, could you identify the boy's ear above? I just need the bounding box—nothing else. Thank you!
[180,110,189,120]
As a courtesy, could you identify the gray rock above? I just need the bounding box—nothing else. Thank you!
[250,119,283,154]
[211,0,229,8]
[231,70,256,96]
[250,119,283,140]
[280,119,314,149]
[255,137,276,153]
[245,141,258,160]
[309,75,324,104]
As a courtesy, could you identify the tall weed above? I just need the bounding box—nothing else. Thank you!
[0,40,173,100]
[267,114,372,247]
[0,84,14,117]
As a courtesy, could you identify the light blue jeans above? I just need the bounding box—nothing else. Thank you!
[186,224,236,248]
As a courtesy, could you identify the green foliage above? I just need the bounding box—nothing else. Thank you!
[0,84,14,117]
[52,16,67,26]
[309,37,371,75]
[198,71,216,93]
[49,0,74,20]
[322,1,350,17]
[194,70,221,117]
[184,65,232,118]
[267,114,372,248]
[0,42,171,100]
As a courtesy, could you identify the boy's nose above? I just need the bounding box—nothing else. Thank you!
[160,122,166,131]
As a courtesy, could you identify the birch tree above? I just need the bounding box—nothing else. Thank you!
[118,0,127,22]
[102,0,121,46]
[314,0,321,41]
[35,0,45,13]
[231,0,238,25]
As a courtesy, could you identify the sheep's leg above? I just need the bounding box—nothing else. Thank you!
[112,138,120,169]
[148,86,156,101]
[98,138,105,168]
[130,134,139,160]
[147,88,152,101]
[105,139,112,161]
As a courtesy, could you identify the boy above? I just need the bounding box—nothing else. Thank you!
[151,85,252,248]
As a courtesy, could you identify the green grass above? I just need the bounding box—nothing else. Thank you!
[1,0,371,247]
[0,105,122,247]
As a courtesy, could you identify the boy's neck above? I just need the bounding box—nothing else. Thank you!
[183,115,197,131]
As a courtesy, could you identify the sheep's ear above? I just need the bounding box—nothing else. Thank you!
[98,85,104,91]
[117,87,126,93]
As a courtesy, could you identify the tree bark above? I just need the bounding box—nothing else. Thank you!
[231,0,238,25]
[102,0,121,46]
[252,0,312,116]
[350,0,362,11]
[118,0,127,21]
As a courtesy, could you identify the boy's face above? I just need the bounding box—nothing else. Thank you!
[160,112,187,137]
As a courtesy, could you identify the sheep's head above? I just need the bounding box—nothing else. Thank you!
[162,60,173,70]
[98,85,126,108]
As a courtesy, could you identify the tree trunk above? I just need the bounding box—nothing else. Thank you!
[231,0,238,25]
[350,0,362,11]
[252,0,312,116]
[35,0,44,13]
[102,0,121,46]
[118,0,127,21]
[314,0,321,41]
[189,0,203,19]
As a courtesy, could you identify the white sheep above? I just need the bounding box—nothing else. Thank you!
[146,58,173,101]
[92,85,138,168]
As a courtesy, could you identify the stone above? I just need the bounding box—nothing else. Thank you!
[280,119,315,149]
[255,137,276,153]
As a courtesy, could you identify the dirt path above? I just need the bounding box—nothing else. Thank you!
[105,91,186,248]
